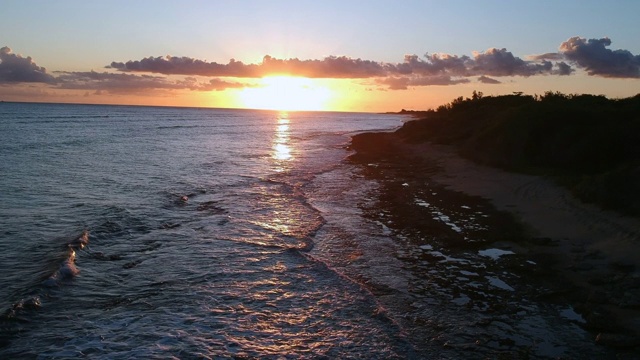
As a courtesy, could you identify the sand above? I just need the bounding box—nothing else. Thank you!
[349,132,640,353]
[411,142,640,263]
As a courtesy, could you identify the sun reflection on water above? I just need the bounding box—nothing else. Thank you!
[272,112,293,164]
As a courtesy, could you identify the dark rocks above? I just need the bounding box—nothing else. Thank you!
[596,332,640,348]
[528,237,556,246]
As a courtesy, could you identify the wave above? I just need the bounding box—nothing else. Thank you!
[0,229,89,336]
[42,230,88,287]
[155,125,207,130]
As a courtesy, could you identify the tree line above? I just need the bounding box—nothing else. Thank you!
[396,91,640,216]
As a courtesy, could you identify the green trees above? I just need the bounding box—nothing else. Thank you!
[396,91,640,215]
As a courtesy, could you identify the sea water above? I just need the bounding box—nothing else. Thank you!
[0,103,409,358]
[0,103,613,359]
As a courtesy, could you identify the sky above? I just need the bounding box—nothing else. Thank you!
[1,0,639,112]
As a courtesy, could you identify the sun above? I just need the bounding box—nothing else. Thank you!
[238,76,332,111]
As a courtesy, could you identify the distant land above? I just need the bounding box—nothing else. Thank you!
[384,109,432,117]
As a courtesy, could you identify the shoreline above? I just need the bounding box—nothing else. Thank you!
[349,131,640,354]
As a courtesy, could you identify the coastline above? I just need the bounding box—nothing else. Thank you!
[349,131,640,355]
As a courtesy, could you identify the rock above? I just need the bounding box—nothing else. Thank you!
[587,290,610,304]
[529,237,556,246]
[569,262,594,271]
[618,292,640,308]
[584,309,618,331]
[610,261,636,273]
[595,333,640,348]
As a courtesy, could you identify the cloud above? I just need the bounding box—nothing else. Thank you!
[56,71,184,93]
[387,49,557,78]
[5,36,637,95]
[556,61,574,76]
[108,56,259,77]
[377,76,410,90]
[108,55,387,78]
[186,78,252,91]
[377,75,469,90]
[55,71,248,93]
[261,55,388,78]
[108,50,556,81]
[470,48,554,76]
[393,53,471,76]
[0,47,56,84]
[108,48,561,90]
[559,36,640,78]
[477,75,501,84]
[373,49,557,89]
[409,75,470,86]
[528,52,565,61]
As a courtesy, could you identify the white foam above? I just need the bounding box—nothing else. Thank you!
[486,276,514,291]
[478,248,515,260]
[559,307,586,323]
[414,198,430,207]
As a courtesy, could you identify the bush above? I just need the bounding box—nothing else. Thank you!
[395,92,640,216]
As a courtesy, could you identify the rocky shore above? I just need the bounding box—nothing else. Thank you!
[348,131,640,358]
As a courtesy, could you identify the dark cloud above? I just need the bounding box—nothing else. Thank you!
[109,56,259,77]
[470,48,553,76]
[109,50,554,80]
[377,76,410,90]
[0,47,56,84]
[559,37,640,78]
[108,49,560,90]
[192,78,252,91]
[527,55,575,75]
[261,55,388,78]
[477,75,501,84]
[529,52,565,61]
[556,61,574,76]
[108,55,387,78]
[56,71,184,92]
[377,75,469,90]
[55,71,247,93]
[409,75,470,86]
[391,49,556,78]
[393,53,471,76]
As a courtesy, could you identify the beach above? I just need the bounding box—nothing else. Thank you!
[349,131,640,355]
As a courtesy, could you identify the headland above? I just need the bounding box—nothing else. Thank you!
[349,92,640,355]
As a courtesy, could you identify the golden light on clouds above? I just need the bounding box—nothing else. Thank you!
[238,76,332,111]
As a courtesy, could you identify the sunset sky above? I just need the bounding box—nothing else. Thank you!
[2,0,639,112]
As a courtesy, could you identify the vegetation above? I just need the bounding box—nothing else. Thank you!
[396,91,640,216]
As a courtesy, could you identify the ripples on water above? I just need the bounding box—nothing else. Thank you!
[0,103,413,358]
[1,103,614,359]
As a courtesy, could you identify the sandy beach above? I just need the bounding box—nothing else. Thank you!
[349,131,640,356]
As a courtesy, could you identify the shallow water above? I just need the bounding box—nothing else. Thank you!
[0,103,411,358]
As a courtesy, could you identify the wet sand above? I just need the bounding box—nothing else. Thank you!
[349,132,640,357]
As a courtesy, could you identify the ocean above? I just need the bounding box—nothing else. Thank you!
[0,103,412,358]
[0,103,613,359]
